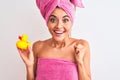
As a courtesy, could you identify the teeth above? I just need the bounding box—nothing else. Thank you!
[54,30,64,34]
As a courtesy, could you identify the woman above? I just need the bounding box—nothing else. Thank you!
[17,0,91,80]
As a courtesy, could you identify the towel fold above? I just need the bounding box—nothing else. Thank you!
[36,58,78,80]
[36,0,84,23]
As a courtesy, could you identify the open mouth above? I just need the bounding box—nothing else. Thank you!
[53,30,65,36]
[54,30,65,34]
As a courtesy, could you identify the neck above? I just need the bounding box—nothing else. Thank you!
[51,38,71,48]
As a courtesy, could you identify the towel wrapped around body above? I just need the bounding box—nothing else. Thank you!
[36,58,78,80]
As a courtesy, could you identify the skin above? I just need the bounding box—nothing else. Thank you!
[17,7,91,80]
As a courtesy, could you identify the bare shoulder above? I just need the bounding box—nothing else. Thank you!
[33,40,43,48]
[32,40,44,54]
[32,39,50,54]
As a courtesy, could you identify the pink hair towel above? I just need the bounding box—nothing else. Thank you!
[36,58,78,80]
[36,0,84,23]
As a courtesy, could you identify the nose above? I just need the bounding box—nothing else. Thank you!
[56,20,63,29]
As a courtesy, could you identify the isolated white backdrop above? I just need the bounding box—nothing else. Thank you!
[0,0,120,80]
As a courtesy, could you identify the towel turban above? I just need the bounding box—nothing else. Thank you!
[36,0,84,23]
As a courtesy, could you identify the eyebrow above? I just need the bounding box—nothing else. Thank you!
[49,15,70,18]
[49,15,56,18]
[63,15,70,18]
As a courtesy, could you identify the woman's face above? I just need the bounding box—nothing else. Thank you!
[47,7,72,42]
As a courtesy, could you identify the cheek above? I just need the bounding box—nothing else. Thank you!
[48,27,53,34]
[47,23,54,30]
[65,21,72,28]
[65,24,72,32]
[47,21,57,28]
[47,24,54,35]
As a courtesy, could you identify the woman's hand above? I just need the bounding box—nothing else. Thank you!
[17,47,34,67]
[74,40,90,64]
[74,40,91,80]
[74,43,86,64]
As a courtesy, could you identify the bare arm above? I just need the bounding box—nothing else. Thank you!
[75,40,91,80]
[26,47,37,80]
[17,44,37,80]
[26,65,35,80]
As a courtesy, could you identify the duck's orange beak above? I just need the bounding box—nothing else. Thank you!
[18,36,22,40]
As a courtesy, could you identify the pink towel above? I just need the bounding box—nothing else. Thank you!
[36,58,78,80]
[36,0,84,23]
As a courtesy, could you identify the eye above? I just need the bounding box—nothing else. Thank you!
[63,18,69,23]
[49,18,57,23]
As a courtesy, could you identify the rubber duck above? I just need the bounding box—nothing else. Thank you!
[16,34,31,50]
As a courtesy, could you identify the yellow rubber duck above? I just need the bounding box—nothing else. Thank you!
[16,34,31,50]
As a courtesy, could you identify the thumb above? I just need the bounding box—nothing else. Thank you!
[74,44,79,54]
[74,44,84,54]
[28,47,32,53]
[28,47,34,60]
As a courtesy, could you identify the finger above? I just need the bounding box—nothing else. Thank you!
[75,48,79,54]
[17,48,29,61]
[28,47,34,60]
[17,48,24,54]
[74,44,78,52]
[17,47,26,53]
[77,44,84,49]
[75,44,82,53]
[18,52,28,62]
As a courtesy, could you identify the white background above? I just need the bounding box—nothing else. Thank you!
[0,0,120,80]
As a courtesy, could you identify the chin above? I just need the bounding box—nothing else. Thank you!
[52,36,65,42]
